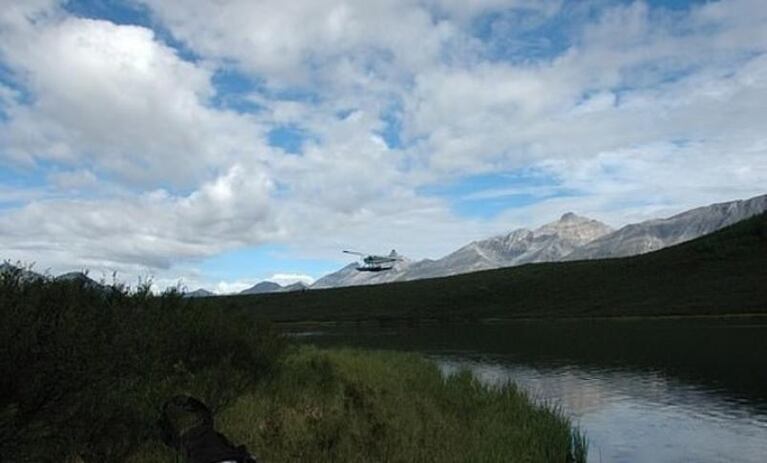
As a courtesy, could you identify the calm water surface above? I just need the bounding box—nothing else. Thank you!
[295,319,767,462]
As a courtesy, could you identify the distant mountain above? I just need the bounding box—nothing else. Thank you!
[312,258,413,289]
[397,213,612,281]
[311,194,767,289]
[0,266,107,289]
[564,194,767,261]
[0,263,44,283]
[55,271,103,289]
[226,211,767,322]
[183,288,215,298]
[239,280,311,295]
[240,281,283,295]
[281,281,309,292]
[312,264,361,289]
[313,213,612,288]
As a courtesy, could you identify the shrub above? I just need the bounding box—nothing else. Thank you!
[0,268,285,462]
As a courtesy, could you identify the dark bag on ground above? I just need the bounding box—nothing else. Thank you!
[158,395,257,463]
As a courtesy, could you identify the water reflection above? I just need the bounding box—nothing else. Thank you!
[438,356,767,462]
[296,319,767,462]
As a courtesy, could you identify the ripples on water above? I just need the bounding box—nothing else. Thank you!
[437,356,767,463]
[298,320,767,462]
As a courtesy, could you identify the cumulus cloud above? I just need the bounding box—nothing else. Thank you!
[0,0,766,290]
[0,164,276,274]
[268,273,315,286]
[139,0,472,84]
[404,1,767,175]
[0,7,264,187]
[212,280,255,295]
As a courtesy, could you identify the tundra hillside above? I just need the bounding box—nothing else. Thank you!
[214,212,767,323]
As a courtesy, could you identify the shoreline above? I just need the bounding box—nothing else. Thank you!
[129,346,588,462]
[275,311,767,329]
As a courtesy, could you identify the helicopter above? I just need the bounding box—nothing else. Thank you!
[343,249,402,272]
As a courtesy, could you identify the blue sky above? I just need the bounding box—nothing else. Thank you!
[1,0,765,292]
[200,244,340,287]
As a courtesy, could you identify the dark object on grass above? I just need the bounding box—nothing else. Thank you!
[159,395,257,463]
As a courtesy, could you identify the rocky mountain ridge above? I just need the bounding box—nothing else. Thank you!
[313,194,767,288]
[0,262,309,297]
[313,212,613,287]
[4,194,765,294]
[564,194,767,260]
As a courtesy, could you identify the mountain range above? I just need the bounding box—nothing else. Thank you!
[564,194,767,260]
[238,281,309,295]
[313,193,767,288]
[0,263,45,283]
[227,209,767,323]
[0,265,104,287]
[184,281,309,297]
[0,262,309,298]
[3,194,765,294]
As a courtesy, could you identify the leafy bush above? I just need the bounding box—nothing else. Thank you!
[0,267,285,462]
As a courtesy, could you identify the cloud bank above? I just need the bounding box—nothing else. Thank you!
[1,0,765,289]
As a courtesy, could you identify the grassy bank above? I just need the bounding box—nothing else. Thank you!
[130,346,586,463]
[209,212,767,323]
[1,272,585,462]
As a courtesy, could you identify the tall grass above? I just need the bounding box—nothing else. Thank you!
[131,346,587,462]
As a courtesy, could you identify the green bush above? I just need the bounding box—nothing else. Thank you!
[0,268,285,462]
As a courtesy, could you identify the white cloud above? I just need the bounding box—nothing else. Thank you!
[267,273,315,286]
[402,1,767,177]
[212,280,254,295]
[48,169,99,191]
[0,10,264,188]
[1,0,766,288]
[0,164,276,274]
[139,0,469,84]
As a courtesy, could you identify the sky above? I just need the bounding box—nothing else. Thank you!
[0,0,765,293]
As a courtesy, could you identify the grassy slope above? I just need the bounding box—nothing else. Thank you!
[129,347,585,463]
[212,212,767,322]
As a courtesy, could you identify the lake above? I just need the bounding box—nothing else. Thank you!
[291,318,767,462]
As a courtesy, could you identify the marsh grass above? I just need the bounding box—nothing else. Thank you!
[130,346,587,463]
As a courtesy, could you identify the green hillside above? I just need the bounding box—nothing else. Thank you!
[212,212,767,322]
